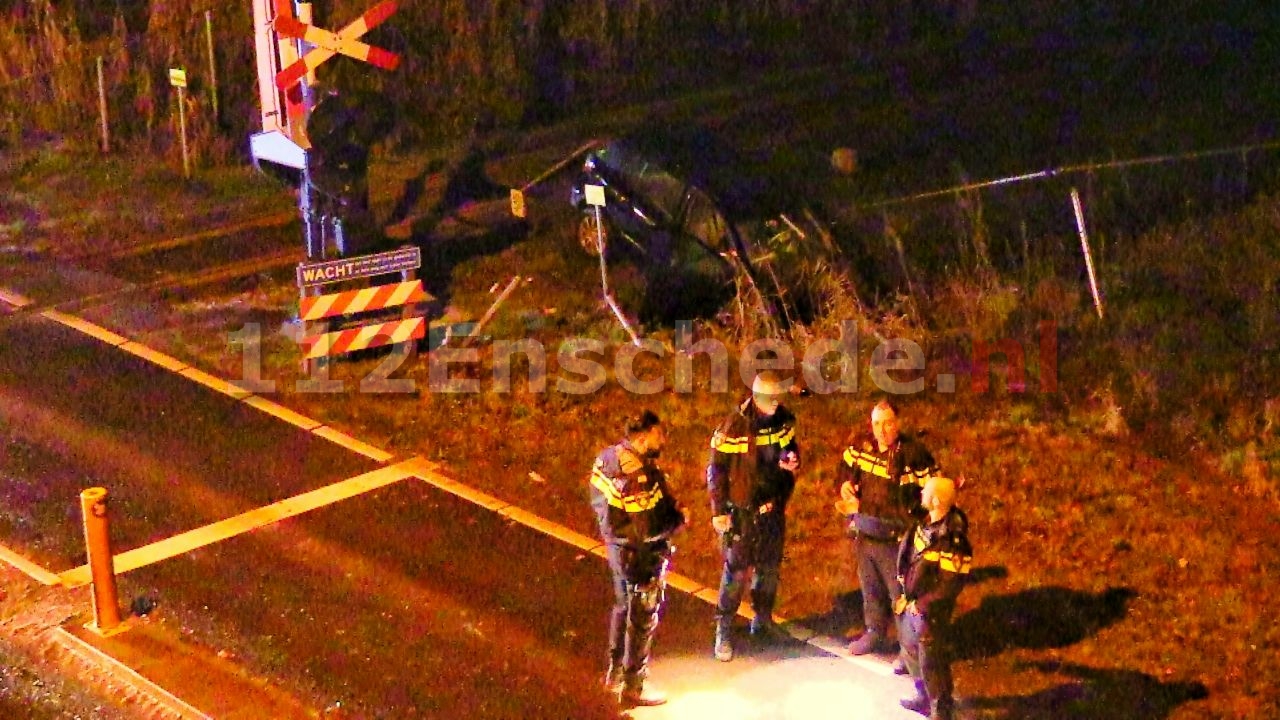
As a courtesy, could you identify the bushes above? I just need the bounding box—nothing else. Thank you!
[1,1,883,154]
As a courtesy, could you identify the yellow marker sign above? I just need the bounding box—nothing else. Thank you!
[510,188,526,219]
[168,68,187,88]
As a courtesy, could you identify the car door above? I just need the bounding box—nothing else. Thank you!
[659,187,738,313]
[679,188,738,282]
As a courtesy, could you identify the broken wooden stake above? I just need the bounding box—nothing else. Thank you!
[459,275,521,347]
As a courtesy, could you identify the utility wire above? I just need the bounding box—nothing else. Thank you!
[866,139,1280,208]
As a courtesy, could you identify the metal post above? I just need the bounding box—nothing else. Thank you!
[293,0,321,366]
[1070,188,1104,320]
[401,266,418,363]
[176,85,190,179]
[79,487,123,635]
[95,56,110,153]
[298,281,313,376]
[592,204,641,346]
[301,167,323,260]
[333,216,346,256]
[204,10,220,123]
[296,0,318,259]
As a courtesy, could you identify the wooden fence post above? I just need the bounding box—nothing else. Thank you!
[96,56,110,153]
[205,10,220,123]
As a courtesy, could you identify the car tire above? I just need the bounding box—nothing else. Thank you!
[577,211,607,256]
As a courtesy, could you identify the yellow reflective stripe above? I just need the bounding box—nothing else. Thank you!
[901,465,935,486]
[756,426,795,447]
[850,450,892,478]
[590,466,621,501]
[621,487,663,512]
[939,553,972,574]
[857,458,891,478]
[589,466,664,511]
[713,433,750,453]
[917,542,972,574]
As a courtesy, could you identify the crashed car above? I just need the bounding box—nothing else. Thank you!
[568,123,839,329]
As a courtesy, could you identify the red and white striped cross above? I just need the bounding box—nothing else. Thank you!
[274,0,400,91]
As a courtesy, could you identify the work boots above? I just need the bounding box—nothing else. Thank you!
[713,620,734,662]
[749,615,784,642]
[900,694,931,716]
[900,680,930,716]
[901,681,955,719]
[929,698,956,720]
[603,664,625,700]
[892,655,910,675]
[847,630,888,655]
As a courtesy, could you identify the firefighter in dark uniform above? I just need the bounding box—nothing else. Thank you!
[896,475,972,720]
[839,399,940,658]
[589,410,686,707]
[707,371,801,662]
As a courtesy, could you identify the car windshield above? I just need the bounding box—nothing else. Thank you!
[682,188,732,252]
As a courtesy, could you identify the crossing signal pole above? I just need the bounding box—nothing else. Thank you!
[248,0,400,261]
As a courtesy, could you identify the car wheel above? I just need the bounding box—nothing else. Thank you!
[577,212,607,256]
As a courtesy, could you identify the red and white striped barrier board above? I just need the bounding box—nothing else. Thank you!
[302,317,425,359]
[274,0,399,90]
[299,280,426,322]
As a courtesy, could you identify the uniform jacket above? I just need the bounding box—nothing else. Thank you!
[897,506,973,618]
[837,433,938,539]
[590,439,683,548]
[707,397,800,517]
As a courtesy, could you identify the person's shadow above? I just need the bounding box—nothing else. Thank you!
[793,565,1011,641]
[793,577,1206,719]
[384,158,446,230]
[950,586,1137,660]
[965,660,1209,720]
[384,129,513,238]
[793,573,1136,657]
[378,131,526,313]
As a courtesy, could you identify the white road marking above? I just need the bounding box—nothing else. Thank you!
[57,460,420,588]
[0,287,33,308]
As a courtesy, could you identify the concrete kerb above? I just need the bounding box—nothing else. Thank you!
[51,626,214,720]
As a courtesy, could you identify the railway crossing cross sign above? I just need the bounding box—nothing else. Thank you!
[273,0,400,91]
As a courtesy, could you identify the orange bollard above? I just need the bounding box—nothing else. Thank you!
[79,487,123,634]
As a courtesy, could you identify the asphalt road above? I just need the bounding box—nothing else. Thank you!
[0,259,920,719]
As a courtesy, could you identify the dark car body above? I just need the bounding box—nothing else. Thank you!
[568,124,836,326]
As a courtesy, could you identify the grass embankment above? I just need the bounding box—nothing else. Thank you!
[2,139,1279,719]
